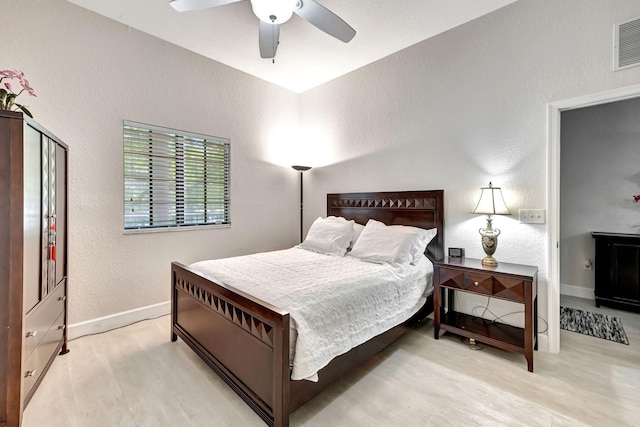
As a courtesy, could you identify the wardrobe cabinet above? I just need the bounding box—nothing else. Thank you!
[1,111,68,427]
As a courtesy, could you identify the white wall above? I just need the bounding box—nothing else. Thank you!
[1,0,300,325]
[560,97,640,298]
[4,0,640,343]
[299,0,640,336]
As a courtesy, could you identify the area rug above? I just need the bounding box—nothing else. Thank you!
[560,306,629,345]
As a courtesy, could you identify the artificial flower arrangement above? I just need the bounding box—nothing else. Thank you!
[0,69,36,118]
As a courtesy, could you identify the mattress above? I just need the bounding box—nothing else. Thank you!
[190,247,433,381]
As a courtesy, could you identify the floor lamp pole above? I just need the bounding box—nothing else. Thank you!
[299,171,304,242]
[292,165,311,243]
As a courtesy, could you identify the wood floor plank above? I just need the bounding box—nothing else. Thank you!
[23,296,640,426]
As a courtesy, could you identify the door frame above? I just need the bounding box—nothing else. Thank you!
[547,83,640,353]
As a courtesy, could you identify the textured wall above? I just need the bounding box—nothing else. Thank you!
[560,97,640,295]
[3,0,640,339]
[1,0,300,324]
[299,0,640,332]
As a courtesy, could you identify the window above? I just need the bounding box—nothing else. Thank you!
[124,121,230,231]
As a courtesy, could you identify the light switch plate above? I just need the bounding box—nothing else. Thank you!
[519,209,545,224]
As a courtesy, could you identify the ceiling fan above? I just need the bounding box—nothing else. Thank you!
[169,0,356,60]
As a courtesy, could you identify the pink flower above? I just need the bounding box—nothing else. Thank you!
[0,69,36,96]
[21,78,36,97]
[0,68,36,117]
[0,69,19,78]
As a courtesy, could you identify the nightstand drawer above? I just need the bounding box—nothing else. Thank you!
[463,272,494,295]
[438,268,525,302]
[492,276,526,303]
[438,268,492,295]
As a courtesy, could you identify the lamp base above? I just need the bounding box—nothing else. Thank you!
[482,256,498,266]
[479,216,501,267]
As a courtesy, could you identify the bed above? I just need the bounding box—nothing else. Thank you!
[170,190,444,427]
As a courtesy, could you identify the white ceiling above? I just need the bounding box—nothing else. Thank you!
[68,0,517,93]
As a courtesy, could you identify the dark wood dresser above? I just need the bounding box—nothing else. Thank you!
[592,232,640,312]
[1,111,68,427]
[433,257,538,372]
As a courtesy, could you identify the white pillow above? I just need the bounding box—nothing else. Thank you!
[349,219,437,265]
[372,220,437,263]
[299,216,354,256]
[407,227,437,264]
[348,223,365,250]
[348,219,414,265]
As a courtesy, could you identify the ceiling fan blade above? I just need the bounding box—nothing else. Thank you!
[169,0,241,12]
[294,0,355,43]
[259,20,280,59]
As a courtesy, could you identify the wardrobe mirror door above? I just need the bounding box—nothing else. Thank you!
[23,124,42,313]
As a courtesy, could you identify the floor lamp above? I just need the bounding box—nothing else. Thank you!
[292,165,311,243]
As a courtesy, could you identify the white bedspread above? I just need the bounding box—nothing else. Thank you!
[190,248,433,381]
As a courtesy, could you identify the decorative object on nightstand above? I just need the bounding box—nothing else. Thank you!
[471,182,511,266]
[448,247,465,258]
[292,165,311,243]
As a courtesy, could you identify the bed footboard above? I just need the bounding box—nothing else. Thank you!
[171,262,291,427]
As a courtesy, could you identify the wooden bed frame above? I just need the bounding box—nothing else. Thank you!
[171,190,444,427]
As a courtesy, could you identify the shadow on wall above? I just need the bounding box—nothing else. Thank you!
[561,233,596,291]
[628,171,640,188]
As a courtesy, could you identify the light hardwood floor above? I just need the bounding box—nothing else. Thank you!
[23,296,640,426]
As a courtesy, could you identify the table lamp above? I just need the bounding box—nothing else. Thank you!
[471,182,511,266]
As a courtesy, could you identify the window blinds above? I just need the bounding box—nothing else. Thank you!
[124,121,230,231]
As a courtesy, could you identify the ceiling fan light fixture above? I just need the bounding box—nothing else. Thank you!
[250,0,297,23]
[171,0,356,60]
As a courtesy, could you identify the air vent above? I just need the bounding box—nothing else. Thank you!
[615,17,640,71]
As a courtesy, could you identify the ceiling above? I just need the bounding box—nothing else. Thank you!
[68,0,517,93]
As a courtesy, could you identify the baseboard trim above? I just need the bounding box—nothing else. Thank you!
[560,283,595,300]
[68,301,170,340]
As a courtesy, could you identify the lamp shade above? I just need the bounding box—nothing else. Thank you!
[471,182,511,216]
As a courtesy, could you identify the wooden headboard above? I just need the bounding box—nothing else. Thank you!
[326,190,445,261]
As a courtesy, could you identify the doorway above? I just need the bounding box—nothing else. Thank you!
[548,83,640,353]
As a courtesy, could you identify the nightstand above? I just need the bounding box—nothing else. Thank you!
[433,257,538,372]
